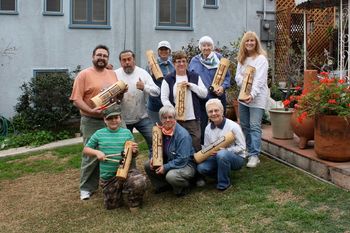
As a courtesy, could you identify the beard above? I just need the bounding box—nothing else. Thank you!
[123,66,134,74]
[93,59,107,69]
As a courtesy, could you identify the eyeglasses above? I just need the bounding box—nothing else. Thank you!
[95,53,109,58]
[175,59,187,64]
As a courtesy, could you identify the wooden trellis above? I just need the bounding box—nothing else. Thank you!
[275,0,336,82]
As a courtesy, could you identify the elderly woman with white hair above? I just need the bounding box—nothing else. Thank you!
[144,105,196,197]
[189,36,231,144]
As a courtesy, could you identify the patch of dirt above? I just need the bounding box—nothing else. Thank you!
[7,152,57,163]
[0,153,150,233]
[0,169,81,232]
[269,188,302,205]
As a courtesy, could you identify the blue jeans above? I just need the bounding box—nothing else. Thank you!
[197,150,244,189]
[239,103,264,157]
[126,117,153,152]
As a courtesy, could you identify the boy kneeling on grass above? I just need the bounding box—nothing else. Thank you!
[83,103,146,211]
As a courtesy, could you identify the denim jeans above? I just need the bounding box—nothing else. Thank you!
[197,150,244,189]
[239,103,264,157]
[126,117,153,152]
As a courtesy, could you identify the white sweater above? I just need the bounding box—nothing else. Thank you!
[235,54,269,109]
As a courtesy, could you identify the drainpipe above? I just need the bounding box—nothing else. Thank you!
[303,10,307,69]
[347,0,350,79]
[133,0,137,61]
[340,0,343,76]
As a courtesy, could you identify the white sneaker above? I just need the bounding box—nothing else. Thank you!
[80,190,91,200]
[246,156,260,168]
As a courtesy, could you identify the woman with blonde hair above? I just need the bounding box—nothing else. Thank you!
[235,31,269,168]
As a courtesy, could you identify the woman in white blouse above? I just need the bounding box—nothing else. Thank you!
[235,31,269,168]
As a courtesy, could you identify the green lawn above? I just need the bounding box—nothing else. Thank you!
[0,136,349,233]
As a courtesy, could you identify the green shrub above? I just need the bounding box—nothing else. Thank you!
[13,67,80,132]
[0,130,73,150]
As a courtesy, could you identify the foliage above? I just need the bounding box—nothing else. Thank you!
[296,73,350,122]
[12,66,81,132]
[282,86,303,110]
[0,130,72,150]
[285,45,304,87]
[270,83,284,101]
[181,38,201,62]
[275,43,304,101]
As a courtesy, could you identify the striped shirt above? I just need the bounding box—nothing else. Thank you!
[86,127,134,180]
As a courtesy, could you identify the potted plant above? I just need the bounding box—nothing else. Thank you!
[269,47,303,139]
[269,92,298,140]
[296,72,350,161]
[225,83,240,121]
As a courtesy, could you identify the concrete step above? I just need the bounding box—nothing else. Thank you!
[262,124,350,191]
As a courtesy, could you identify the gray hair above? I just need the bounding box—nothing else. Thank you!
[159,105,176,119]
[198,36,214,50]
[205,98,224,113]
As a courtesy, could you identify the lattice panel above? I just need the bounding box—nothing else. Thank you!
[275,0,336,81]
[275,8,291,82]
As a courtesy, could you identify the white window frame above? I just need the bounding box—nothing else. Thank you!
[43,0,64,16]
[156,0,193,31]
[203,0,218,9]
[69,0,111,29]
[33,69,69,78]
[0,0,18,15]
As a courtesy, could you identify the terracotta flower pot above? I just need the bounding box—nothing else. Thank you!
[315,115,350,162]
[290,111,314,149]
[290,70,317,149]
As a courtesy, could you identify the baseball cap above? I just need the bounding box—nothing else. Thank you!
[103,103,121,119]
[157,41,171,50]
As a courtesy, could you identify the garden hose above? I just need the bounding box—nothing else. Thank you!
[0,115,12,137]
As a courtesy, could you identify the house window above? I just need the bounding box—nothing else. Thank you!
[156,0,193,31]
[69,0,110,29]
[33,69,69,78]
[203,0,218,9]
[0,0,18,15]
[43,0,63,16]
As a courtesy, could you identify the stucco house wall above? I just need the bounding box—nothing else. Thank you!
[0,0,275,118]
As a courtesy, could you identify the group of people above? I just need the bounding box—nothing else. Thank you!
[70,31,269,211]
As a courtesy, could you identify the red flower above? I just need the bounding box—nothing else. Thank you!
[338,79,345,84]
[328,99,337,104]
[283,99,291,108]
[297,112,307,123]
